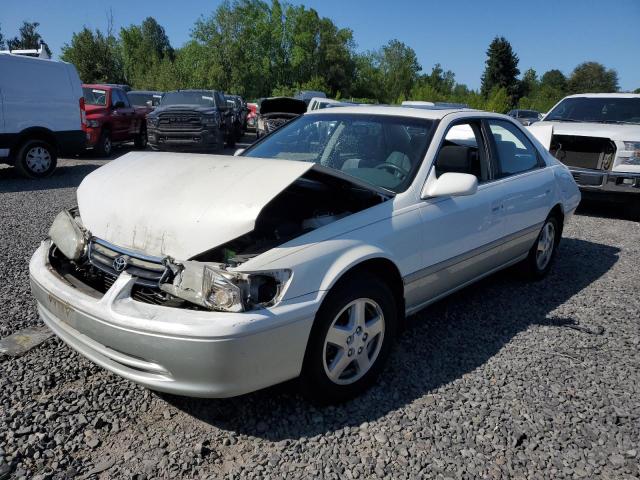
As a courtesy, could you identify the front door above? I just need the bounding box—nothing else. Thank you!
[405,120,506,312]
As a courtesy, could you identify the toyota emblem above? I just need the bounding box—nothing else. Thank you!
[113,255,129,272]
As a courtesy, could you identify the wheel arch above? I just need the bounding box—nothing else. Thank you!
[10,127,58,158]
[549,203,565,241]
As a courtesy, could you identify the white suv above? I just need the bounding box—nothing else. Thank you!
[0,54,86,177]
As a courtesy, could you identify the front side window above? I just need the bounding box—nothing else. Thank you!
[243,114,437,193]
[488,120,540,177]
[434,121,490,182]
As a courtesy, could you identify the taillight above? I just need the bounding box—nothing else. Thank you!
[79,97,87,127]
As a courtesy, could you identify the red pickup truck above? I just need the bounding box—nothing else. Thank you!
[82,84,150,157]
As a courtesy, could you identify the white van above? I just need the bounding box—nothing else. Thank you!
[0,54,86,177]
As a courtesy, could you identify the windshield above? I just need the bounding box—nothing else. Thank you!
[83,87,107,106]
[520,110,539,118]
[128,92,162,107]
[546,97,640,124]
[243,113,437,193]
[161,91,215,107]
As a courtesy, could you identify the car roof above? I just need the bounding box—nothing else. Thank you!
[307,105,479,120]
[83,84,113,90]
[563,93,640,99]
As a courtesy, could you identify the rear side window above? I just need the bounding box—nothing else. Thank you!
[487,120,540,178]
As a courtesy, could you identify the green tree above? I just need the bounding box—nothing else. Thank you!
[540,69,567,92]
[7,21,51,56]
[634,88,640,94]
[519,68,538,98]
[568,62,619,93]
[120,17,174,89]
[0,24,5,49]
[376,39,421,102]
[60,27,124,83]
[485,87,510,113]
[480,36,520,103]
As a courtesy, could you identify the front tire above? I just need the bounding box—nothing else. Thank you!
[523,215,560,279]
[14,139,57,178]
[300,274,397,404]
[134,125,147,149]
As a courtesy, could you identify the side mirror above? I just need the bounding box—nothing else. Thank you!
[233,148,245,156]
[113,101,125,109]
[421,172,478,199]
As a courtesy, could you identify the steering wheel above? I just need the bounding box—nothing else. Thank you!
[375,162,409,179]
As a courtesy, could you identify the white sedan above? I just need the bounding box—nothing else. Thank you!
[29,106,581,403]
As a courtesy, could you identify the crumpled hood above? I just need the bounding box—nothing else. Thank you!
[77,152,313,260]
[535,121,640,142]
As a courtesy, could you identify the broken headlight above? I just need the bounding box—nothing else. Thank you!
[161,262,292,312]
[49,210,88,261]
[202,266,292,312]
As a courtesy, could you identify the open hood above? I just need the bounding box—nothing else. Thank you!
[77,152,314,260]
[259,97,307,115]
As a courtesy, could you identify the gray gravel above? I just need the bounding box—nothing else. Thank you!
[1,148,639,479]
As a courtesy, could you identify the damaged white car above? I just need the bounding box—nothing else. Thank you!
[29,107,580,403]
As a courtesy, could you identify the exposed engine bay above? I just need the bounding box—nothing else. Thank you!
[550,134,616,170]
[191,168,388,265]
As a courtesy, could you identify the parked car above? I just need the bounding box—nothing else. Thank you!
[246,102,258,131]
[82,84,148,157]
[128,90,164,110]
[528,93,640,211]
[256,97,307,138]
[146,90,235,152]
[30,106,580,403]
[0,53,85,177]
[295,90,327,106]
[508,109,542,126]
[307,97,342,111]
[225,94,248,139]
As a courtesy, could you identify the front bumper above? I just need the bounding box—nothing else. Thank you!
[29,241,319,398]
[147,126,222,152]
[569,167,640,194]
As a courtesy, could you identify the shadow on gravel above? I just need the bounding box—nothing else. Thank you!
[0,163,103,193]
[576,195,639,222]
[161,237,620,440]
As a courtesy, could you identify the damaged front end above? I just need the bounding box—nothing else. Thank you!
[48,163,389,313]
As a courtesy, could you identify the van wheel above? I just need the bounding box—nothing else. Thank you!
[523,215,560,279]
[95,130,112,157]
[134,125,147,149]
[15,139,57,178]
[300,274,397,404]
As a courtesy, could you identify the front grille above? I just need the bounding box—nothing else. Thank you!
[158,111,202,130]
[88,238,169,288]
[265,118,289,132]
[550,135,616,170]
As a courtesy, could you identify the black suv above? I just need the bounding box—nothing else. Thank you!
[225,94,249,141]
[147,90,235,152]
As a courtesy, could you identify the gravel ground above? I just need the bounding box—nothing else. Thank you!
[1,147,639,479]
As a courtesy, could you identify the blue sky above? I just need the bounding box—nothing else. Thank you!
[2,0,638,90]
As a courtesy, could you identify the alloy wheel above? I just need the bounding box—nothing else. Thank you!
[323,298,385,385]
[536,222,555,270]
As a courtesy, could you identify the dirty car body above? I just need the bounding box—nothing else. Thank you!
[30,106,580,401]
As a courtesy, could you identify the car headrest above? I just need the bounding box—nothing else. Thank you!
[435,145,472,174]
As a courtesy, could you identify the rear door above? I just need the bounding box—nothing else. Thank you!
[485,119,555,260]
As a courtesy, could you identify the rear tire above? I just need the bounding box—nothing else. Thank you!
[14,139,57,178]
[95,129,112,157]
[300,273,397,404]
[523,215,560,279]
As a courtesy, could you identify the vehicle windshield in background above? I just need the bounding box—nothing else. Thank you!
[161,91,215,107]
[243,114,437,193]
[83,88,107,106]
[520,110,539,118]
[546,97,640,124]
[128,93,162,107]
